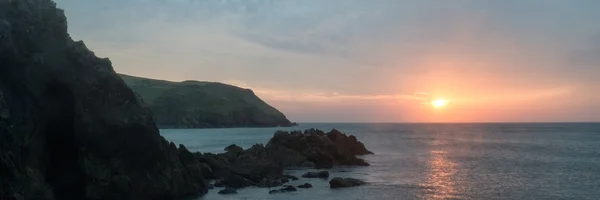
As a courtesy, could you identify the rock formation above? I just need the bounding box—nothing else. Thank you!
[329,177,367,188]
[197,129,372,190]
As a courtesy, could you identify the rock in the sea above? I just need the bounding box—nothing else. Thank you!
[218,188,237,195]
[302,171,330,178]
[283,175,299,181]
[298,183,313,188]
[0,1,209,199]
[265,129,372,169]
[192,128,372,191]
[268,185,298,194]
[329,177,366,188]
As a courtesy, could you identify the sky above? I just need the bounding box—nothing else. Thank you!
[54,0,600,122]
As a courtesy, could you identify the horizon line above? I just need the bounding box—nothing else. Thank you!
[293,121,600,124]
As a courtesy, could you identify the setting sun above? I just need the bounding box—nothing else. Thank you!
[432,99,449,108]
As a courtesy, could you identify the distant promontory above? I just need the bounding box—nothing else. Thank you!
[120,74,296,128]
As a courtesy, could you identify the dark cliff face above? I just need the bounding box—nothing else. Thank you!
[120,74,295,128]
[0,0,207,199]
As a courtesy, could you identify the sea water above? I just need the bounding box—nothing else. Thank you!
[161,123,600,200]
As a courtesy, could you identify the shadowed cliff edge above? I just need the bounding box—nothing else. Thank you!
[0,1,371,200]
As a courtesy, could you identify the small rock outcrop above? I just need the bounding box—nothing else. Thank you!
[218,188,237,195]
[302,171,330,179]
[329,178,366,188]
[269,185,298,194]
[297,183,313,189]
[266,128,372,169]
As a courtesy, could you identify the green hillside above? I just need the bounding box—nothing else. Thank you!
[119,74,295,128]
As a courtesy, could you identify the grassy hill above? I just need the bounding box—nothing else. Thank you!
[119,74,295,128]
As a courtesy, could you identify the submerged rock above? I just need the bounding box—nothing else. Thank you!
[329,177,366,188]
[218,188,237,195]
[302,171,330,179]
[298,183,313,188]
[268,185,298,194]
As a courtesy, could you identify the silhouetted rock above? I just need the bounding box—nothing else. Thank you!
[269,185,297,194]
[173,129,372,193]
[218,188,237,195]
[298,183,313,188]
[265,129,372,169]
[302,171,330,178]
[225,144,244,154]
[0,1,209,199]
[329,177,366,188]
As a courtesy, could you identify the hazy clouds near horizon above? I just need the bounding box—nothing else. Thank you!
[55,0,600,122]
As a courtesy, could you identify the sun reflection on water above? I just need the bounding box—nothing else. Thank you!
[421,149,458,200]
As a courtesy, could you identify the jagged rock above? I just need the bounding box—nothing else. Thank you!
[327,129,373,155]
[218,188,237,195]
[265,129,371,169]
[225,144,244,154]
[190,129,371,191]
[302,171,330,178]
[298,183,313,188]
[0,1,209,200]
[329,177,366,188]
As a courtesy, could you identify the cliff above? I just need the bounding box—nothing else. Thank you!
[0,0,208,199]
[120,74,295,128]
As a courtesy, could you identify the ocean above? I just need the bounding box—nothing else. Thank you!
[161,123,600,200]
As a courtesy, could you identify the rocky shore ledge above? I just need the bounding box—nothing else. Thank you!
[198,128,373,194]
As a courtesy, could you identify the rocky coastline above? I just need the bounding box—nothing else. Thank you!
[197,128,373,194]
[0,0,371,199]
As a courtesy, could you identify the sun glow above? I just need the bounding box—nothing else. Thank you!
[432,99,449,109]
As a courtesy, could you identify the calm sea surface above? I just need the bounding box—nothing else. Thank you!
[161,123,600,200]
